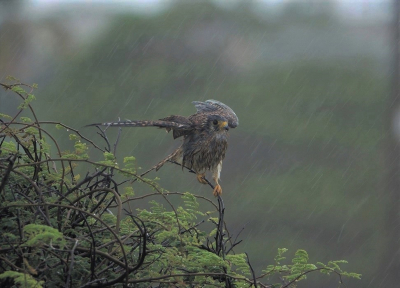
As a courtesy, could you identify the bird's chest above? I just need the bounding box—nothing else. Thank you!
[182,133,227,172]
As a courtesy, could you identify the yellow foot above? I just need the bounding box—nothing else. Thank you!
[213,184,222,197]
[196,173,208,184]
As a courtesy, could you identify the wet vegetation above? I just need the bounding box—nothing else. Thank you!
[0,80,361,287]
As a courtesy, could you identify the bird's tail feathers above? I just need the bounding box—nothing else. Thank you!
[86,120,191,130]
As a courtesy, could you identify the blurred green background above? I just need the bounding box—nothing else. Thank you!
[0,0,396,287]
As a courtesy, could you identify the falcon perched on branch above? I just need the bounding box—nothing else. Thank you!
[88,100,238,196]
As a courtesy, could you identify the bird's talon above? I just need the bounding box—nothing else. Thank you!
[196,173,208,184]
[213,184,222,197]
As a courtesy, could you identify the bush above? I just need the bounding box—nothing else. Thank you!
[0,79,360,287]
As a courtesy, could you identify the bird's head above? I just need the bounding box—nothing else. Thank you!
[207,115,229,133]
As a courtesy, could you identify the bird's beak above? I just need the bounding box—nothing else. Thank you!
[219,121,229,131]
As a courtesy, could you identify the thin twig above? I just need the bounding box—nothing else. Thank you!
[0,154,17,194]
[65,240,79,288]
[246,252,258,288]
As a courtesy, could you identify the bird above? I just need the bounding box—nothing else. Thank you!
[87,100,238,197]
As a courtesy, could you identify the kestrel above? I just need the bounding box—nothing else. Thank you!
[88,100,238,196]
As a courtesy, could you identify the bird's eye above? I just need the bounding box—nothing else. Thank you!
[213,119,218,125]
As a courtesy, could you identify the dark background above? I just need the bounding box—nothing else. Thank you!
[1,1,397,287]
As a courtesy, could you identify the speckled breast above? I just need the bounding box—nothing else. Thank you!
[182,133,228,173]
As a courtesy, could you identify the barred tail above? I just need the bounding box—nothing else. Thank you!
[85,120,191,130]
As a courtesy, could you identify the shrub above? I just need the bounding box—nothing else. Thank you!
[0,79,360,287]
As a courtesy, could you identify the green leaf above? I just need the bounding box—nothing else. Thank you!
[2,141,17,153]
[0,113,12,119]
[17,93,36,109]
[11,85,26,94]
[342,272,362,279]
[74,142,88,155]
[123,156,136,163]
[0,271,44,288]
[124,186,135,197]
[69,134,78,140]
[23,224,66,249]
[20,117,32,123]
[104,152,115,161]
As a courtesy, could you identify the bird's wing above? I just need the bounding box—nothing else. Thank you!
[87,117,193,139]
[192,99,239,128]
[159,115,194,139]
